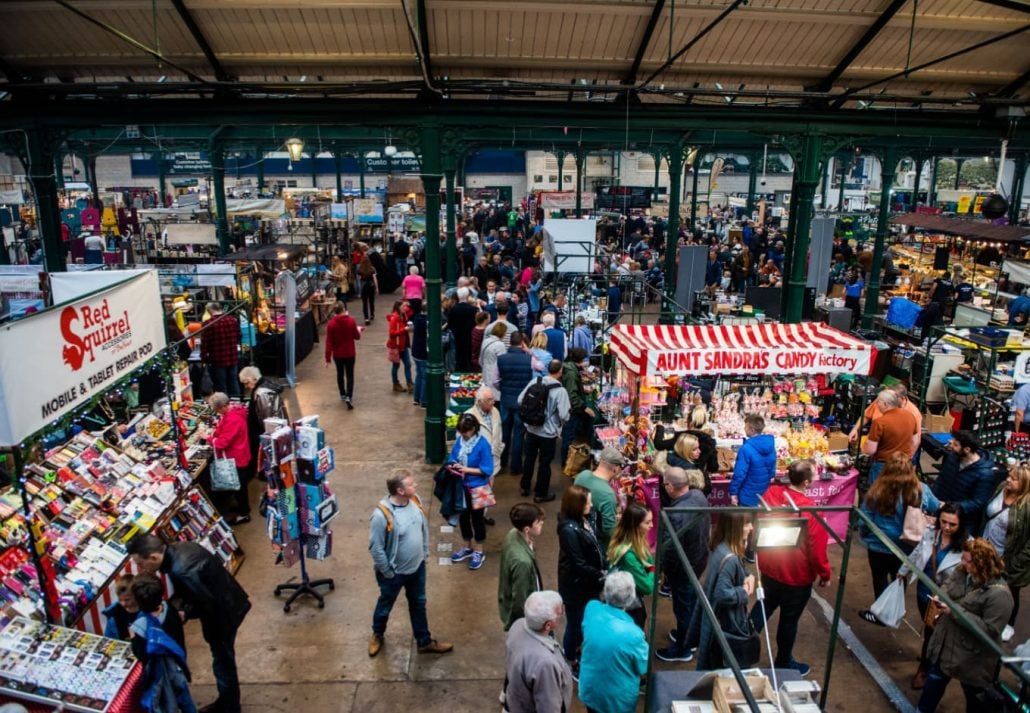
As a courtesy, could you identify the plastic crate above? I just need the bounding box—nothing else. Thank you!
[966,327,1009,348]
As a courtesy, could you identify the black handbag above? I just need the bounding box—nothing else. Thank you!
[710,554,762,668]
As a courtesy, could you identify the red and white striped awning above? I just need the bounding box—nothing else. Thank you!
[609,323,874,377]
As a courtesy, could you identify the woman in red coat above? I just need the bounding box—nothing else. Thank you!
[206,391,253,524]
[386,300,413,393]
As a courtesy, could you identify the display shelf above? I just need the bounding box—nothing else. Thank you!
[0,615,138,713]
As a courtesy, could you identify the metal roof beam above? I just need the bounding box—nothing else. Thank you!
[832,22,1030,107]
[997,67,1030,97]
[811,0,907,93]
[976,0,1030,14]
[624,0,666,85]
[169,0,233,82]
[51,0,207,83]
[415,0,435,85]
[637,0,747,90]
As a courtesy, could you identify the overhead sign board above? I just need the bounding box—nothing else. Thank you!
[364,156,421,172]
[168,152,212,174]
[0,271,167,445]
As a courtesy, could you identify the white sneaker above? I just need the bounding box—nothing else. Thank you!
[1002,624,1015,642]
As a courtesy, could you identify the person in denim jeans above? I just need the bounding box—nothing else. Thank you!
[386,301,413,393]
[410,305,428,407]
[496,332,534,474]
[367,471,453,658]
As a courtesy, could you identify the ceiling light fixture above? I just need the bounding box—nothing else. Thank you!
[285,137,305,162]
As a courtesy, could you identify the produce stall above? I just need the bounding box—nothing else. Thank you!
[603,323,874,539]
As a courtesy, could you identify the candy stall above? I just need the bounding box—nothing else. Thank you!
[602,323,876,539]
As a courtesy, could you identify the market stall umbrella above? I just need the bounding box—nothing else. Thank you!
[608,323,874,378]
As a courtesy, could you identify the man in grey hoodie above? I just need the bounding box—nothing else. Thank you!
[367,470,453,658]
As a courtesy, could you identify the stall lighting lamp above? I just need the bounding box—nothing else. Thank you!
[756,517,808,550]
[384,145,398,157]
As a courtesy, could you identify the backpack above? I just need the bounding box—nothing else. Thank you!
[519,377,559,428]
[377,493,426,533]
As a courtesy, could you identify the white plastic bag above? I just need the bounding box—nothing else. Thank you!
[870,579,906,628]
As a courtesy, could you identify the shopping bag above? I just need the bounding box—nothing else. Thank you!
[869,579,906,628]
[563,442,593,477]
[468,484,496,510]
[387,347,401,364]
[901,505,928,545]
[211,455,241,491]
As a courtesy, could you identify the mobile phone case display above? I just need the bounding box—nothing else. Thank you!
[0,615,140,712]
[260,416,337,611]
[3,430,238,628]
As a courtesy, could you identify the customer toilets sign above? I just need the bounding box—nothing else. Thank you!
[0,271,166,445]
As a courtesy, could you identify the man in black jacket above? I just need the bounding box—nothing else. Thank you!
[931,430,1000,533]
[496,332,534,473]
[129,534,251,713]
[655,467,710,662]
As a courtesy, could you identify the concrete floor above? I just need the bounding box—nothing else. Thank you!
[183,292,1028,713]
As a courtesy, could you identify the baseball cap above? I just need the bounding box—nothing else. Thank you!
[598,448,628,467]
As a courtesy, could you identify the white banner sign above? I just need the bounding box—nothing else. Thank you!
[0,271,167,445]
[165,223,218,245]
[540,191,594,210]
[50,268,153,305]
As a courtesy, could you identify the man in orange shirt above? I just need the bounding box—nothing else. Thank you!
[849,384,922,441]
[862,389,919,483]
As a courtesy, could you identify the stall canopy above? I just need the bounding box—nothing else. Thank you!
[889,213,1030,243]
[609,323,874,377]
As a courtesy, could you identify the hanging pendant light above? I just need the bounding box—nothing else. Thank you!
[285,138,305,162]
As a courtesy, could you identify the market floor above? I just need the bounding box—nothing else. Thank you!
[183,293,1028,713]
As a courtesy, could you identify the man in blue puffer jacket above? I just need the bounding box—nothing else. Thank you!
[730,414,777,506]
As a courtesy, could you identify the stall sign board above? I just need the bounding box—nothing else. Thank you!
[0,271,167,445]
[540,191,595,210]
[353,199,384,224]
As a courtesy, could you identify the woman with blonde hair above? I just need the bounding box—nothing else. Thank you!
[918,538,1014,712]
[528,331,551,378]
[607,502,654,629]
[981,463,1030,642]
[328,255,350,303]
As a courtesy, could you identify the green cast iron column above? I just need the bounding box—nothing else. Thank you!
[689,161,700,233]
[652,150,662,204]
[556,151,566,192]
[746,152,759,216]
[421,127,446,463]
[210,141,229,255]
[821,154,832,209]
[310,148,318,189]
[87,155,101,207]
[954,158,965,190]
[54,153,65,192]
[444,169,457,288]
[334,151,343,202]
[862,147,898,329]
[155,152,167,205]
[255,146,264,194]
[663,147,683,322]
[837,155,846,212]
[25,130,66,273]
[575,148,585,217]
[1009,155,1027,225]
[358,152,366,198]
[783,134,823,324]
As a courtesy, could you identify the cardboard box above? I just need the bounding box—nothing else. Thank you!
[924,412,955,434]
[713,674,776,713]
[827,431,850,451]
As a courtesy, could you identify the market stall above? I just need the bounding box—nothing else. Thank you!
[604,323,874,540]
[0,270,242,661]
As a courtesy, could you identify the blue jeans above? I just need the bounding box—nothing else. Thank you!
[391,347,412,385]
[668,569,699,654]
[210,365,240,398]
[413,357,427,405]
[395,258,408,278]
[869,460,884,484]
[201,619,241,712]
[499,402,525,472]
[917,664,988,712]
[373,563,431,647]
[562,597,588,662]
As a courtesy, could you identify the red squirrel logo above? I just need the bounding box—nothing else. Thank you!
[61,307,86,371]
[59,298,132,372]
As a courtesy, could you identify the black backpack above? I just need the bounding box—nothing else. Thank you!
[520,377,559,428]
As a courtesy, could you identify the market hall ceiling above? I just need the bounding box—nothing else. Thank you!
[0,0,1027,111]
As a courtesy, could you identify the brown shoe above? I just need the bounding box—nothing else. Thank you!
[392,383,404,393]
[406,383,414,393]
[368,634,383,657]
[417,639,453,654]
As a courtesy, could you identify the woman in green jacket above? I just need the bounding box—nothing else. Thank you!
[498,503,545,631]
[980,463,1030,642]
[608,502,655,630]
